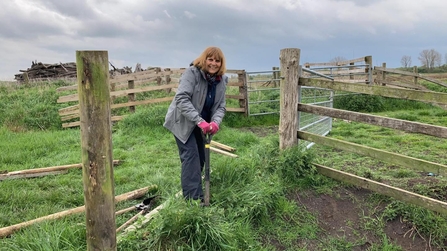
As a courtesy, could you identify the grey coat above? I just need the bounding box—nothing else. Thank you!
[163,66,228,144]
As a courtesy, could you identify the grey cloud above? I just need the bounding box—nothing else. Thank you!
[1,0,447,80]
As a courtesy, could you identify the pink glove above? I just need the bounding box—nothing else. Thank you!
[209,122,219,135]
[198,121,211,134]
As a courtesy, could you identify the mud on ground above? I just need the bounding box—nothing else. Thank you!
[241,126,444,250]
[288,186,440,251]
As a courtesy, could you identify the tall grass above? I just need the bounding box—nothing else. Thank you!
[2,79,447,250]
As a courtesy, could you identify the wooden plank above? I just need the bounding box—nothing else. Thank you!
[57,93,78,103]
[419,76,447,88]
[60,113,80,121]
[111,84,178,97]
[111,97,173,109]
[314,164,447,215]
[304,56,367,67]
[0,160,121,181]
[227,82,244,87]
[326,68,367,75]
[210,141,236,152]
[58,105,79,115]
[374,67,418,77]
[375,68,447,87]
[109,69,161,82]
[110,68,185,83]
[58,84,179,103]
[299,78,447,105]
[298,131,447,175]
[377,81,428,90]
[225,94,245,99]
[60,96,174,117]
[0,170,68,180]
[62,116,124,128]
[210,147,238,158]
[0,186,156,238]
[226,107,246,113]
[56,85,77,92]
[226,69,246,74]
[298,103,447,138]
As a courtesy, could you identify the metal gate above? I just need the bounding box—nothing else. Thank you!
[245,69,333,149]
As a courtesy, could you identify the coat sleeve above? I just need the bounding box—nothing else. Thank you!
[174,68,202,124]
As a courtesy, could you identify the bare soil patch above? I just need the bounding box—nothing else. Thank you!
[289,187,440,250]
[242,126,444,250]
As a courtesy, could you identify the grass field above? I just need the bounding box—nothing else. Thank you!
[1,79,447,250]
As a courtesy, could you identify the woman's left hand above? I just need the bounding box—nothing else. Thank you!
[209,122,219,135]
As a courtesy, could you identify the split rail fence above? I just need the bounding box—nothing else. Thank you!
[279,48,447,215]
[57,67,248,128]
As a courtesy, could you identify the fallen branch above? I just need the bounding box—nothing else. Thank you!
[0,185,156,238]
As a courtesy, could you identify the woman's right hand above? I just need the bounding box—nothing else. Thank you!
[197,121,211,134]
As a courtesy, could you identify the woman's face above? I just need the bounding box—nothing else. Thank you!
[205,56,221,75]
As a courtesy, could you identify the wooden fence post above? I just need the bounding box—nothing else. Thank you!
[349,62,354,81]
[164,68,172,93]
[128,80,135,113]
[76,50,116,251]
[272,66,279,87]
[279,48,300,150]
[365,56,373,84]
[413,66,418,85]
[238,70,248,116]
[155,67,162,86]
[382,63,387,86]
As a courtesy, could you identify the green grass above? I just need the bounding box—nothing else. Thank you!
[2,80,447,250]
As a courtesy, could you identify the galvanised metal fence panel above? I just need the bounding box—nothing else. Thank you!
[298,87,333,149]
[246,70,281,116]
[245,70,333,149]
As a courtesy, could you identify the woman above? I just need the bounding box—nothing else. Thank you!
[164,46,228,202]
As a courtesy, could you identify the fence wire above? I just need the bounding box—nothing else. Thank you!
[245,70,333,149]
[299,87,333,149]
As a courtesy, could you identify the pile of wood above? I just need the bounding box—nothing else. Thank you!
[15,61,146,83]
[15,61,77,82]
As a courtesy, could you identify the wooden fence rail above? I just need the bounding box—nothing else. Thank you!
[279,47,447,216]
[375,65,447,88]
[57,68,248,128]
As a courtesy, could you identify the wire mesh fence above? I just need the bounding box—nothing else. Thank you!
[245,70,333,148]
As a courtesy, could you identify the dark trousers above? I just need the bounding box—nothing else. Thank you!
[174,127,205,200]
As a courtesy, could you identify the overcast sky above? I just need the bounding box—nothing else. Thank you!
[1,0,446,80]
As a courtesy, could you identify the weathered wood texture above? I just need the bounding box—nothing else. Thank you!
[76,50,116,251]
[57,68,248,127]
[298,103,447,138]
[315,164,447,215]
[15,61,77,82]
[0,160,120,181]
[375,66,447,88]
[279,48,300,150]
[304,56,367,67]
[0,186,156,238]
[298,131,447,176]
[299,78,447,105]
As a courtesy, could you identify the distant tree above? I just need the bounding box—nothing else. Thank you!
[418,49,441,69]
[330,56,347,66]
[400,55,412,68]
[445,53,447,65]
